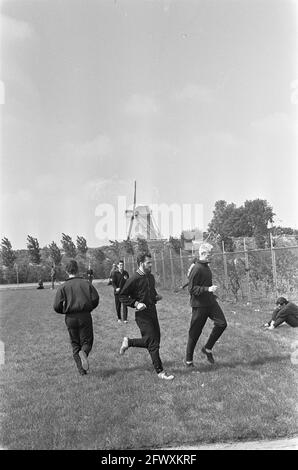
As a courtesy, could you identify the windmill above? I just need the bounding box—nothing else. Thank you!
[125,181,162,241]
[126,180,137,241]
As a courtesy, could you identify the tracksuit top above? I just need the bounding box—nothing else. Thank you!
[272,302,298,327]
[112,270,129,295]
[119,269,158,310]
[188,261,217,307]
[53,276,99,315]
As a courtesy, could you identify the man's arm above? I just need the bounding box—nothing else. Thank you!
[111,272,118,291]
[119,276,138,308]
[188,268,210,296]
[271,305,289,328]
[89,284,99,310]
[53,287,65,314]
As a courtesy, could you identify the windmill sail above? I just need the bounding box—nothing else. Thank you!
[127,180,137,240]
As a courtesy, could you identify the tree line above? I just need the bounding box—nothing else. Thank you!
[1,198,297,284]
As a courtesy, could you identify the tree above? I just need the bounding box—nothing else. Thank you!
[108,240,122,259]
[122,239,134,256]
[168,236,182,254]
[61,233,76,258]
[27,235,41,264]
[243,199,274,248]
[48,242,62,265]
[93,248,106,263]
[136,237,149,254]
[76,236,88,257]
[207,200,238,251]
[208,199,275,250]
[1,237,16,267]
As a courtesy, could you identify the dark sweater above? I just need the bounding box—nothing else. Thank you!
[188,261,217,307]
[273,302,298,327]
[53,276,99,315]
[119,269,158,309]
[112,270,129,295]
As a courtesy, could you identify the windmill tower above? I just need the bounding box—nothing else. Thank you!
[125,181,162,241]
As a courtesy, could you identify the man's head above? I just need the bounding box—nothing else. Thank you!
[65,259,78,276]
[118,260,124,272]
[276,297,288,307]
[199,243,214,262]
[137,252,152,274]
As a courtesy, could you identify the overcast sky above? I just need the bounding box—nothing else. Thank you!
[1,0,297,249]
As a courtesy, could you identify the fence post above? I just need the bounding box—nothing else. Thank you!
[161,250,166,288]
[14,263,19,284]
[169,247,175,289]
[270,233,278,294]
[244,237,251,302]
[222,241,228,293]
[153,251,157,275]
[179,248,184,284]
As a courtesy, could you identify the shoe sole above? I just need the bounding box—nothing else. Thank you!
[79,350,89,371]
[201,349,215,364]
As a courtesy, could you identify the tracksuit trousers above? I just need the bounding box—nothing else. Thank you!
[114,295,128,321]
[65,312,94,371]
[128,305,163,374]
[186,302,227,362]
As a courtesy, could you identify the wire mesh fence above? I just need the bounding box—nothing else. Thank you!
[123,245,298,303]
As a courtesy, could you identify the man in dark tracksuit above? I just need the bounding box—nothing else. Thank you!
[112,260,129,323]
[264,297,298,329]
[185,243,227,367]
[119,252,174,380]
[53,259,99,375]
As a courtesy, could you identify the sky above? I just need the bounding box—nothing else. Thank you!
[0,0,297,249]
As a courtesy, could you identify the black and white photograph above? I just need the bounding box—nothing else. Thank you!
[0,0,297,455]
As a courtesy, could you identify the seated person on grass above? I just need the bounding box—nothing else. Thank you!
[264,297,298,330]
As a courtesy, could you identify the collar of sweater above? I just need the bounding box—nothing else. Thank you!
[136,268,146,276]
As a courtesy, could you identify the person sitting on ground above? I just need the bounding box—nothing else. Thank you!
[37,279,44,289]
[264,297,298,329]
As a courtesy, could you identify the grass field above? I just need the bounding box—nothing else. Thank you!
[0,282,297,450]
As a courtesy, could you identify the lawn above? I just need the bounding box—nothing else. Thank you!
[0,283,297,450]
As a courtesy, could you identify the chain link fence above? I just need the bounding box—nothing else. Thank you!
[124,246,298,303]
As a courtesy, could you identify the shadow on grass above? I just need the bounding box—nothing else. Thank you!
[164,353,290,374]
[88,354,290,378]
[91,364,153,378]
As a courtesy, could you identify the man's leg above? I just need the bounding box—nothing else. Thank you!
[115,296,122,321]
[65,315,85,374]
[186,307,208,363]
[127,310,163,373]
[204,301,227,351]
[78,313,93,371]
[122,303,128,322]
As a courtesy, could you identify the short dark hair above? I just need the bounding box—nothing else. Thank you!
[137,252,152,266]
[118,260,124,264]
[66,259,78,275]
[276,297,288,306]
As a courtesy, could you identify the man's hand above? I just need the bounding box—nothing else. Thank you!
[156,294,163,302]
[208,285,218,293]
[135,302,146,311]
[115,288,120,293]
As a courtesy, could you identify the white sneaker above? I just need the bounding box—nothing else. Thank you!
[79,350,89,371]
[119,337,129,355]
[157,371,174,380]
[117,319,122,323]
[124,320,128,323]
